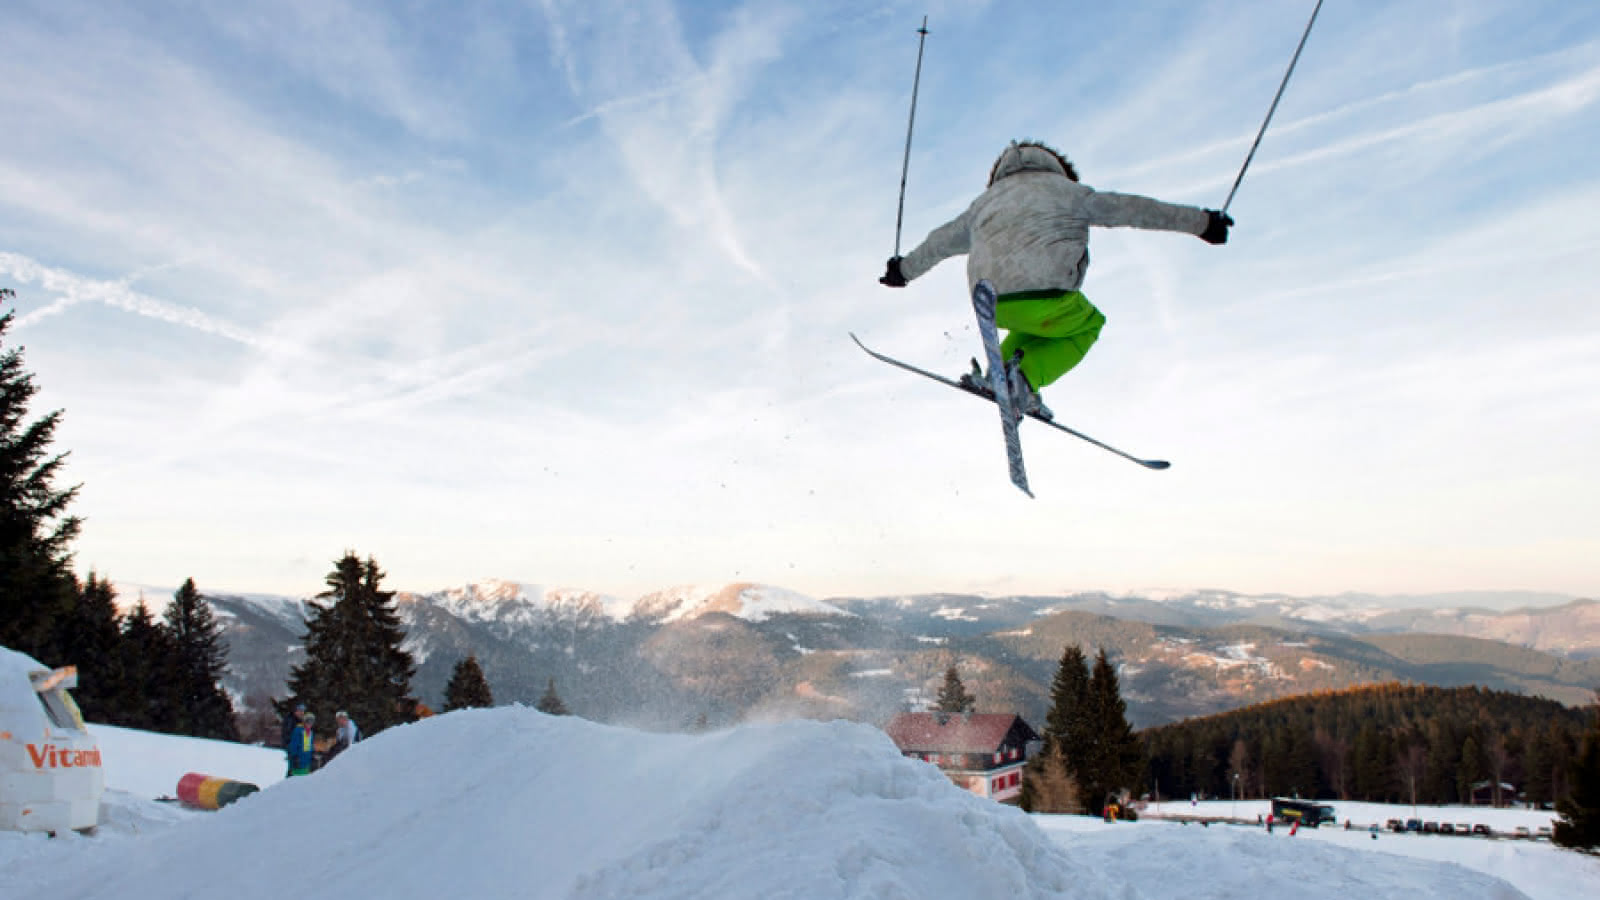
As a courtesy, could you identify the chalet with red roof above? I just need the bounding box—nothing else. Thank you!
[884,712,1039,802]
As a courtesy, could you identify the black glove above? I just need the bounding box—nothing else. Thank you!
[1199,210,1233,245]
[879,256,907,287]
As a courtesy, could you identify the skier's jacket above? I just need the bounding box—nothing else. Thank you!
[286,724,315,772]
[900,143,1209,295]
[280,710,302,749]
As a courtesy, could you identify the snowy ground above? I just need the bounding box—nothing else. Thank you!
[2,710,1594,899]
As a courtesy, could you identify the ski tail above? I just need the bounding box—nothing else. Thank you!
[972,280,1031,497]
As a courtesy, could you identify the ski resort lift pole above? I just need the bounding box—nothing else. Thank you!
[1221,0,1323,216]
[892,16,930,257]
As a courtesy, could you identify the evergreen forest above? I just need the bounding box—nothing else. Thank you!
[1141,682,1592,808]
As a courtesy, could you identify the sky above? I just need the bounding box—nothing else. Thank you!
[4,709,1593,899]
[2,0,1597,602]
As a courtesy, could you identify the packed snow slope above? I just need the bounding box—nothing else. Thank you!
[9,710,1587,899]
[88,723,286,798]
[14,709,1099,899]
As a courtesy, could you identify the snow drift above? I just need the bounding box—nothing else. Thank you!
[6,710,1582,899]
[15,708,1102,899]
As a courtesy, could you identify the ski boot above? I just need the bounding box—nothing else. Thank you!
[957,356,1054,422]
[1005,358,1053,422]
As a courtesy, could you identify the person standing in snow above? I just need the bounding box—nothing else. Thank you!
[879,140,1231,418]
[325,710,360,763]
[286,711,317,776]
[280,702,306,774]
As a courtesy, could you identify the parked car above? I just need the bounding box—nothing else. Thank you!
[1386,819,1404,832]
[1535,826,1552,840]
[1405,819,1423,833]
[1438,823,1455,835]
[1514,826,1532,839]
[1472,824,1492,837]
[1422,821,1440,834]
[1455,822,1472,835]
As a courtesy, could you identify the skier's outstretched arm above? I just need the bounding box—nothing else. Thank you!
[882,210,972,287]
[1085,191,1231,244]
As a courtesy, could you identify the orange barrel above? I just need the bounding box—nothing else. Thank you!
[175,773,260,810]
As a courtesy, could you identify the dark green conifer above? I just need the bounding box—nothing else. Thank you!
[1081,647,1141,808]
[934,665,975,714]
[443,654,494,711]
[118,597,183,732]
[163,578,238,740]
[536,678,569,716]
[55,572,125,721]
[1553,692,1600,850]
[0,288,81,663]
[1043,644,1091,760]
[286,552,417,738]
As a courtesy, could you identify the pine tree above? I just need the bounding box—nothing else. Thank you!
[1525,726,1559,807]
[934,665,975,714]
[286,552,418,738]
[1553,692,1600,850]
[536,678,569,716]
[1081,647,1141,809]
[1278,724,1320,798]
[55,572,125,722]
[118,598,183,732]
[1457,733,1486,804]
[1352,722,1393,802]
[443,654,494,711]
[1043,645,1091,760]
[163,578,237,740]
[0,288,82,664]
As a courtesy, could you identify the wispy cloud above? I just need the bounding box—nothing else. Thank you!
[1,0,1595,599]
[536,0,797,284]
[2,252,284,350]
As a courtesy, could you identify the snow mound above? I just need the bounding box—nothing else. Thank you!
[24,709,1100,899]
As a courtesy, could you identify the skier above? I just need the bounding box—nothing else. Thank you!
[280,702,306,775]
[879,140,1231,418]
[286,711,317,777]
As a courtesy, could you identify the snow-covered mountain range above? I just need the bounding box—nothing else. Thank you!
[109,580,1597,731]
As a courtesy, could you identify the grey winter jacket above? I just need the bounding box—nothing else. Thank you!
[900,143,1210,295]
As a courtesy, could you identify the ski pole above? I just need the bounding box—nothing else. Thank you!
[1221,0,1323,215]
[892,16,930,257]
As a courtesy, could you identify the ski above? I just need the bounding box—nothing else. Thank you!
[848,332,1172,473]
[971,280,1032,496]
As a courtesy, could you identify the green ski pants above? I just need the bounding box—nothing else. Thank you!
[996,289,1105,389]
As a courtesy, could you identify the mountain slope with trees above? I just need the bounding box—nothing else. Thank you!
[1140,683,1593,807]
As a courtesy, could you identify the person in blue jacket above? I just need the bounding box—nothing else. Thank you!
[286,711,317,776]
[280,702,306,775]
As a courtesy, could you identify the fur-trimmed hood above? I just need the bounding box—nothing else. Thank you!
[988,141,1073,185]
